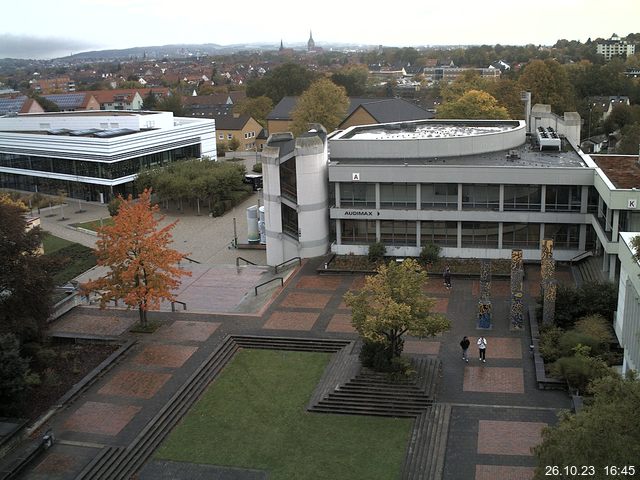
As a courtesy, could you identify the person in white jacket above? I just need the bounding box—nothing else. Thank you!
[477,336,487,362]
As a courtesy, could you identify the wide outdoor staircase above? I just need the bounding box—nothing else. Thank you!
[309,357,441,417]
[74,335,350,480]
[574,256,605,285]
[401,403,452,480]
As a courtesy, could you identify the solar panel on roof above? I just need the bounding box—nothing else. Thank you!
[43,93,85,108]
[69,128,102,136]
[93,128,136,138]
[47,128,70,135]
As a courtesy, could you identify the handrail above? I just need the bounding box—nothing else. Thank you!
[255,277,284,295]
[274,256,301,273]
[236,256,257,267]
[184,256,201,264]
[171,300,187,312]
[569,250,593,265]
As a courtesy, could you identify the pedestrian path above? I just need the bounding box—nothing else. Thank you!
[21,259,572,480]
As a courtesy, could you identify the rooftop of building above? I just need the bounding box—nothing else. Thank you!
[341,120,517,141]
[330,136,586,168]
[592,155,640,189]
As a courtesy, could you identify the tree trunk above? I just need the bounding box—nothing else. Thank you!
[138,304,146,327]
[196,198,200,216]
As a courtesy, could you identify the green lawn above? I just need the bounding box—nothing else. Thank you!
[74,217,113,232]
[42,233,96,285]
[156,349,412,480]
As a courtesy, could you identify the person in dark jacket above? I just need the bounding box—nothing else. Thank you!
[443,265,452,289]
[460,336,470,362]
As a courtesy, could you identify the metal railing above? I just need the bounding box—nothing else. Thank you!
[569,250,594,265]
[171,300,187,312]
[236,256,257,267]
[255,277,284,295]
[274,256,301,273]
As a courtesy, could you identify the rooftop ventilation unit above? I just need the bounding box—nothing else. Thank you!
[536,127,561,151]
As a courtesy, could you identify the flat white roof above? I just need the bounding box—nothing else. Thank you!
[348,123,515,141]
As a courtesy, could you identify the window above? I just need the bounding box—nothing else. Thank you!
[279,157,297,202]
[380,183,416,209]
[544,224,579,249]
[281,204,298,239]
[227,134,233,140]
[503,185,541,211]
[380,220,415,246]
[545,185,581,212]
[462,184,500,210]
[219,134,224,139]
[502,223,540,248]
[461,222,499,248]
[340,183,375,208]
[421,221,457,247]
[341,220,376,244]
[421,183,457,209]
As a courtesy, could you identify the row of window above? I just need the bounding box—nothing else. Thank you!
[336,183,598,212]
[0,145,200,180]
[339,220,589,250]
[217,131,256,140]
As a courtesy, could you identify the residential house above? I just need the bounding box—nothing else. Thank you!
[30,76,76,94]
[596,34,635,61]
[266,97,433,135]
[0,96,44,115]
[41,93,100,111]
[214,113,263,152]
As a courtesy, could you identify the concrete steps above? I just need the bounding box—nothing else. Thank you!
[401,403,451,480]
[577,256,605,285]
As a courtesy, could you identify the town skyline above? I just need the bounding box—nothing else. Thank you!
[2,0,640,59]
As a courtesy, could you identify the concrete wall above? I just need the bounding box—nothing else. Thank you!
[529,105,581,146]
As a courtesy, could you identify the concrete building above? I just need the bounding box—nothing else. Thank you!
[261,117,640,372]
[596,34,636,61]
[0,110,216,203]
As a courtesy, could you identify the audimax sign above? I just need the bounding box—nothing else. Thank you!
[344,210,380,216]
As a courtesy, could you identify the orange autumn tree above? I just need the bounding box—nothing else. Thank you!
[82,189,190,326]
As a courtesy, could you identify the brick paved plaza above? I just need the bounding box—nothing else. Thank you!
[19,256,572,480]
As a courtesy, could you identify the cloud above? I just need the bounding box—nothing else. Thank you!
[0,34,98,59]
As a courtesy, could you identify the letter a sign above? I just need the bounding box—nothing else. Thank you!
[352,173,360,181]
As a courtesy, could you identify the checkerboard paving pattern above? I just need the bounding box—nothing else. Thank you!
[98,370,172,399]
[463,367,525,394]
[477,420,546,456]
[33,453,76,475]
[155,321,220,342]
[472,280,512,297]
[63,401,141,436]
[431,297,449,313]
[295,275,343,290]
[49,313,136,337]
[404,339,441,355]
[325,313,356,333]
[468,337,522,359]
[279,292,332,309]
[133,344,198,368]
[263,311,320,331]
[475,465,535,480]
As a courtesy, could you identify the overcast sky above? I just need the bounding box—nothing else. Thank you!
[2,0,639,59]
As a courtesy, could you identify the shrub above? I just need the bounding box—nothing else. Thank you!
[387,356,417,382]
[574,314,614,351]
[108,196,123,217]
[368,242,386,264]
[539,326,564,363]
[252,163,263,173]
[551,354,610,393]
[419,243,441,265]
[541,281,618,329]
[558,331,604,358]
[0,334,31,412]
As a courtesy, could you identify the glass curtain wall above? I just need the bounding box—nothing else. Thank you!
[503,185,542,211]
[461,222,499,247]
[421,184,457,209]
[462,184,500,210]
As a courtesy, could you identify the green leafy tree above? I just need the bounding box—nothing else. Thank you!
[603,104,635,134]
[344,259,450,369]
[331,65,369,96]
[246,63,318,104]
[617,123,640,154]
[0,333,34,413]
[233,96,273,127]
[142,90,158,110]
[437,89,510,119]
[228,137,241,151]
[291,78,349,135]
[157,93,184,116]
[533,373,640,478]
[0,195,53,341]
[518,59,575,114]
[31,95,60,112]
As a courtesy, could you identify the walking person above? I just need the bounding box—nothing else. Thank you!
[477,336,487,362]
[460,336,470,363]
[443,265,452,290]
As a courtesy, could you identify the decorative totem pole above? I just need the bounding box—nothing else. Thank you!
[477,259,492,329]
[510,249,525,330]
[540,239,557,326]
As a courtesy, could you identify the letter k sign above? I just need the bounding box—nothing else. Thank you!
[629,199,637,209]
